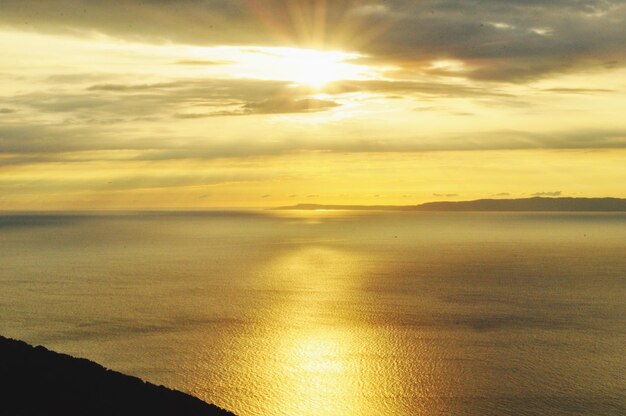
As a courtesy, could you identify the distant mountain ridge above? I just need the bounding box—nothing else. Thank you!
[0,336,235,416]
[275,197,626,212]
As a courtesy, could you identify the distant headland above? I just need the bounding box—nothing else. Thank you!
[275,197,626,212]
[0,336,235,416]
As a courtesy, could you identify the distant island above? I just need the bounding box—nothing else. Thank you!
[275,197,626,212]
[0,336,235,416]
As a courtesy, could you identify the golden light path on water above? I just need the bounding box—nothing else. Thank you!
[254,247,380,416]
[182,233,455,416]
[183,243,398,415]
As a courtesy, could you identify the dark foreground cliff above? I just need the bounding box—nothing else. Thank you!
[0,336,235,416]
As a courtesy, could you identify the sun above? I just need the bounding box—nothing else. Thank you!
[278,48,362,88]
[186,46,373,89]
[229,47,368,89]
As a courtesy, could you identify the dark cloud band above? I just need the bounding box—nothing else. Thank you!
[1,0,624,81]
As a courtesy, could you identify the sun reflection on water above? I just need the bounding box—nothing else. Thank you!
[251,246,372,416]
[185,240,447,415]
[267,208,379,225]
[271,327,361,415]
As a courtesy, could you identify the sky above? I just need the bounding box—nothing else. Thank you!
[0,0,625,210]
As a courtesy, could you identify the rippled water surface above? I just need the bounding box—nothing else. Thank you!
[1,211,625,415]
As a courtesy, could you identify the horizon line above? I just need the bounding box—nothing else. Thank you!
[2,196,626,214]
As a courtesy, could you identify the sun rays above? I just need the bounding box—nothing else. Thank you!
[230,47,370,88]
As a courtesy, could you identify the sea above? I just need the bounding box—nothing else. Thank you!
[1,211,625,415]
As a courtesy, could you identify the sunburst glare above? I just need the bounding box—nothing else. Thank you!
[232,47,372,88]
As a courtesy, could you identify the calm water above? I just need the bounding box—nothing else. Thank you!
[1,211,625,415]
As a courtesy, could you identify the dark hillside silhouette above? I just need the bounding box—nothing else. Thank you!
[0,336,235,416]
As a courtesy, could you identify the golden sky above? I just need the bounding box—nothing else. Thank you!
[1,0,625,209]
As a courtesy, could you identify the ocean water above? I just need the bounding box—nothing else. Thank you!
[1,211,625,415]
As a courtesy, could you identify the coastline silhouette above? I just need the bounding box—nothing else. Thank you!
[275,197,626,211]
[0,336,235,416]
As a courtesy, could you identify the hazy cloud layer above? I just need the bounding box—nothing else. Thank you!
[0,171,273,193]
[3,118,625,165]
[325,80,512,98]
[1,0,625,81]
[1,78,341,123]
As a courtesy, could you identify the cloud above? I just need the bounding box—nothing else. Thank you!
[364,0,626,81]
[1,1,624,82]
[174,59,234,66]
[3,76,519,129]
[243,97,339,114]
[350,4,391,17]
[5,78,335,121]
[532,191,562,197]
[0,123,114,154]
[86,83,178,92]
[0,108,15,114]
[0,171,274,194]
[125,128,626,163]
[2,119,626,166]
[324,80,512,98]
[541,88,616,95]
